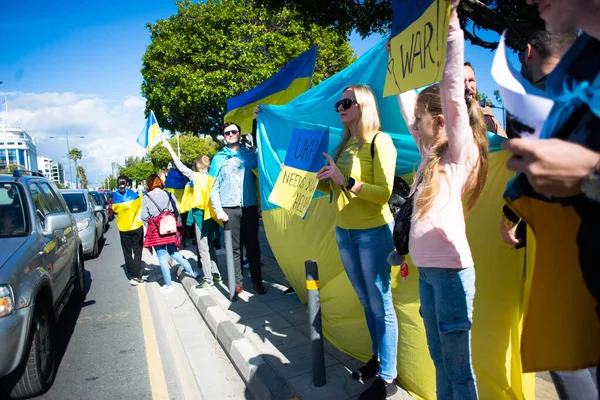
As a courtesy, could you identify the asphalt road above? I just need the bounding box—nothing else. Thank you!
[32,220,246,400]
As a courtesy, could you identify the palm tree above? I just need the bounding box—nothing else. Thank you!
[76,165,88,188]
[68,148,83,188]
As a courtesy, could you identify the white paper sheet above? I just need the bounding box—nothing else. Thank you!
[491,32,555,139]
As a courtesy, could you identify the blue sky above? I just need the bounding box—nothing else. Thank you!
[1,0,515,185]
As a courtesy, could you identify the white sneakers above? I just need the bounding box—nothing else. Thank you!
[130,278,143,286]
[160,285,174,293]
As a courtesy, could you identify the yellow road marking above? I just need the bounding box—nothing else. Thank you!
[138,285,169,400]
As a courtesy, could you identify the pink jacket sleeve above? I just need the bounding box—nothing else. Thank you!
[441,19,473,164]
[397,90,424,157]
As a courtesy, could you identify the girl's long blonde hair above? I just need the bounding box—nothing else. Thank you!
[413,84,489,220]
[333,84,382,160]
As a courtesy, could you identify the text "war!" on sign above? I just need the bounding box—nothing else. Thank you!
[384,0,451,96]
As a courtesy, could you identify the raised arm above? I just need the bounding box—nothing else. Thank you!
[440,10,474,164]
[162,139,195,180]
[396,90,424,156]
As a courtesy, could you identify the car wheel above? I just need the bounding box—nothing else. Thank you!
[6,303,56,398]
[91,236,99,259]
[72,250,85,301]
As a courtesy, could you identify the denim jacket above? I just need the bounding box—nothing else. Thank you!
[209,147,258,214]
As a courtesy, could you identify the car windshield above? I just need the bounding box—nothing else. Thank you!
[62,193,88,213]
[0,183,29,238]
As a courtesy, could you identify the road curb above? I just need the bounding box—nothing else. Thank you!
[176,269,292,400]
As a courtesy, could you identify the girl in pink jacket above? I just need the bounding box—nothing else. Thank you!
[397,4,489,398]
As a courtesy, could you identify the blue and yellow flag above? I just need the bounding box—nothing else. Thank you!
[224,46,317,135]
[136,110,163,151]
[112,188,144,231]
[164,169,187,208]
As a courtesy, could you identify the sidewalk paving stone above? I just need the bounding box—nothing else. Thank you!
[170,221,414,400]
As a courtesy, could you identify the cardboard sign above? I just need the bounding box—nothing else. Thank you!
[268,128,328,218]
[384,0,451,96]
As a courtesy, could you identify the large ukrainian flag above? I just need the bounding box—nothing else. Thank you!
[164,169,187,210]
[112,188,143,231]
[256,38,535,399]
[223,46,317,135]
[137,110,163,151]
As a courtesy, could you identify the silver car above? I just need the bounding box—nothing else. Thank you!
[60,189,104,258]
[0,170,84,399]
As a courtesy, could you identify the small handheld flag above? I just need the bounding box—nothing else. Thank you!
[137,110,163,151]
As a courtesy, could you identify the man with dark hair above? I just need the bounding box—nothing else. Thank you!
[500,29,599,400]
[501,29,576,244]
[210,122,266,295]
[519,30,578,89]
[503,0,600,392]
[464,61,507,137]
[112,175,145,285]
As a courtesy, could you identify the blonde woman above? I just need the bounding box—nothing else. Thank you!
[396,3,488,398]
[316,84,398,399]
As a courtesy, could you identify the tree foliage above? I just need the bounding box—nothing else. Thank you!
[102,176,118,190]
[76,165,88,189]
[254,0,545,51]
[120,162,157,184]
[68,148,82,163]
[149,135,220,170]
[123,156,146,168]
[0,164,26,174]
[141,0,355,139]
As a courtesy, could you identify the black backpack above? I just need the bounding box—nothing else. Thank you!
[371,133,415,255]
[370,133,412,218]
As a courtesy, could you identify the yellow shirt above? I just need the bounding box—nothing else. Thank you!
[322,132,397,230]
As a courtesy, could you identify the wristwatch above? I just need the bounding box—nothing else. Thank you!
[581,159,600,203]
[345,176,356,191]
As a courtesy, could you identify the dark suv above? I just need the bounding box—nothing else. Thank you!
[0,171,84,399]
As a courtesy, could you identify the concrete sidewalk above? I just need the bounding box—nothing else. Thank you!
[172,221,414,400]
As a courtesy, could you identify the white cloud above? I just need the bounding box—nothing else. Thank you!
[0,91,148,186]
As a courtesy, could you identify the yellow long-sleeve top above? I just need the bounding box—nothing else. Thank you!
[319,132,397,230]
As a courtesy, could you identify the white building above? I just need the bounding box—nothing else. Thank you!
[0,125,38,171]
[37,156,52,178]
[50,162,65,185]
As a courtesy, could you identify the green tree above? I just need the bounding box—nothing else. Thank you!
[120,162,157,184]
[68,148,83,188]
[141,0,355,139]
[123,156,146,168]
[149,136,220,170]
[254,0,544,51]
[0,164,27,174]
[103,176,118,190]
[76,165,88,189]
[477,92,493,108]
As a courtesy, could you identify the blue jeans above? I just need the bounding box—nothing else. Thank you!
[418,266,477,400]
[336,225,397,381]
[154,244,194,287]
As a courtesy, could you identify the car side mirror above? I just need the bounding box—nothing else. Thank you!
[94,205,104,213]
[43,213,73,236]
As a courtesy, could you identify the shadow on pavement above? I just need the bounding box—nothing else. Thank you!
[54,269,95,371]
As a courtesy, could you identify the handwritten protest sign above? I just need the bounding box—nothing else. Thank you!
[268,128,328,218]
[384,0,451,97]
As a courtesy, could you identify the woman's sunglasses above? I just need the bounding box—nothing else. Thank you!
[334,98,357,112]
